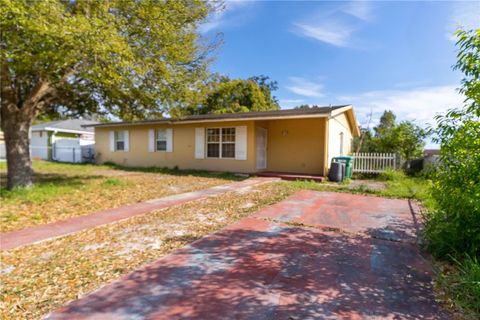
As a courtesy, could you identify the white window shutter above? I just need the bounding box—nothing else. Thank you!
[235,126,247,160]
[148,129,155,152]
[195,127,205,159]
[166,128,173,152]
[124,130,129,152]
[109,131,115,152]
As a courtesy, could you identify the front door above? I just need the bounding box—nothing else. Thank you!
[256,128,267,170]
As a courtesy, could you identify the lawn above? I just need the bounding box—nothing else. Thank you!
[0,161,241,232]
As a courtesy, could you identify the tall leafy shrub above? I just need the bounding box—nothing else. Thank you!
[426,29,480,258]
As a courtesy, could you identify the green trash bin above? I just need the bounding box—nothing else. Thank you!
[332,156,354,179]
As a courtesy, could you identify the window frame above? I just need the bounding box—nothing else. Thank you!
[155,128,168,152]
[114,131,125,151]
[206,127,236,159]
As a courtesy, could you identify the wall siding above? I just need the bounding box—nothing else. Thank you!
[256,118,327,175]
[95,117,334,175]
[327,113,353,166]
[95,121,257,173]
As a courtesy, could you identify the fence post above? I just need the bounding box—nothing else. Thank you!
[73,147,75,163]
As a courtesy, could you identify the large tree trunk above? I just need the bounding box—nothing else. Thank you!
[1,71,54,189]
[1,105,33,189]
[2,57,61,189]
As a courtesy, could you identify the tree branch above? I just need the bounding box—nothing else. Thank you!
[0,61,18,110]
[21,65,78,118]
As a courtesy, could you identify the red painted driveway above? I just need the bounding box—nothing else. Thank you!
[253,190,422,243]
[46,191,449,320]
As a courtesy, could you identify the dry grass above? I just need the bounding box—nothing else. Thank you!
[0,182,293,319]
[0,161,239,232]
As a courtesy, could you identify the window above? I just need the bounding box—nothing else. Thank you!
[207,128,220,158]
[207,127,235,158]
[156,129,167,151]
[221,128,235,158]
[115,131,125,151]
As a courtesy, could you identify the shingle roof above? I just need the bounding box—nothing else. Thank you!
[31,119,99,133]
[86,105,351,128]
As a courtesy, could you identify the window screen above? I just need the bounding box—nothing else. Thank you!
[156,129,167,151]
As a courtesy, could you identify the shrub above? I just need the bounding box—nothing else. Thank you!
[419,161,439,180]
[425,29,480,259]
[377,168,405,181]
[439,255,480,316]
[424,114,480,257]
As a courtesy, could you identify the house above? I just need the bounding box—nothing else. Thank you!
[31,119,98,163]
[0,131,5,159]
[423,149,440,157]
[423,148,441,166]
[89,105,360,176]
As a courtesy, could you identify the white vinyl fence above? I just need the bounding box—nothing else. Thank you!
[29,145,95,163]
[352,152,397,173]
[0,143,5,159]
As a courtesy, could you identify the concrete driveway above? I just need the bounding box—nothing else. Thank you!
[47,191,449,320]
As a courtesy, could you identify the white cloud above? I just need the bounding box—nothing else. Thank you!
[293,22,354,47]
[199,0,253,33]
[337,85,464,128]
[292,1,373,47]
[342,1,373,21]
[286,77,325,97]
[445,1,480,41]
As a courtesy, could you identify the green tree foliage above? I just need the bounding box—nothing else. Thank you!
[202,76,279,114]
[426,29,480,259]
[353,110,426,159]
[374,110,396,137]
[352,127,376,153]
[172,75,280,116]
[393,121,427,160]
[373,110,398,152]
[294,104,312,110]
[0,0,216,188]
[249,75,279,105]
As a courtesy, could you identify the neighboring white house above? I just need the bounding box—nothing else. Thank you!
[0,131,5,160]
[30,119,98,163]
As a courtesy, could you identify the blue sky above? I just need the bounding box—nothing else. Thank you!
[200,0,480,132]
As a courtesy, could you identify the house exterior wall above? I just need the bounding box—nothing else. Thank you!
[327,113,353,166]
[95,121,257,173]
[256,118,327,175]
[94,114,354,176]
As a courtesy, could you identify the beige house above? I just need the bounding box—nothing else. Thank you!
[89,105,360,176]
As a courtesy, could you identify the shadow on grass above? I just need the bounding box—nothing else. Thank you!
[0,160,245,197]
[0,172,103,199]
[103,162,246,182]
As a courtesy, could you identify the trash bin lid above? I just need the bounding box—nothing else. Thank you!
[333,156,353,160]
